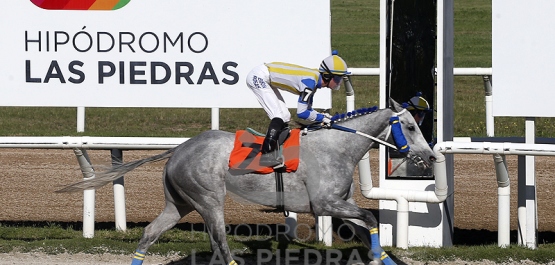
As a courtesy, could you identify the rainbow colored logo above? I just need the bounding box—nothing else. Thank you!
[31,0,131,11]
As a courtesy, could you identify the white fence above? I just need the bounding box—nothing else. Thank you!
[0,136,188,237]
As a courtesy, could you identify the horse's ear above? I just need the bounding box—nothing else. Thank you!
[389,98,403,112]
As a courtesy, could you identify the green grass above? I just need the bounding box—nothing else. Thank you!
[402,244,555,264]
[331,0,380,67]
[0,223,554,264]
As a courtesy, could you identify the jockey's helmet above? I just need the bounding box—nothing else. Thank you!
[319,51,350,90]
[405,93,431,126]
[406,95,430,112]
[319,54,350,76]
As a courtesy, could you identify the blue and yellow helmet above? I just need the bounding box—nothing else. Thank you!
[319,55,351,76]
[406,95,430,111]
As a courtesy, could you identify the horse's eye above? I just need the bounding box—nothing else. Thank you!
[408,125,416,131]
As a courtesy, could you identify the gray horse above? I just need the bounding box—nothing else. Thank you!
[58,99,436,265]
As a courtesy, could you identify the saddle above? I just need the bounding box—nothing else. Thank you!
[228,128,301,176]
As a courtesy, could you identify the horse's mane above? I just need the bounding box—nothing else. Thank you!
[329,106,380,124]
[293,106,387,131]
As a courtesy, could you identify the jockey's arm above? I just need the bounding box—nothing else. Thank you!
[297,88,325,123]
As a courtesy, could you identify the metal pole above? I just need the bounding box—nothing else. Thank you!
[73,148,95,238]
[77,107,85,133]
[517,156,526,246]
[285,212,297,240]
[438,0,455,247]
[483,76,494,137]
[525,118,537,249]
[111,149,127,231]
[493,154,510,247]
[211,107,219,130]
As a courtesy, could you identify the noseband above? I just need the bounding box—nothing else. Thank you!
[387,109,410,153]
[388,109,428,169]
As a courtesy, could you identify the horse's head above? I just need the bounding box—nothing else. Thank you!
[389,98,436,169]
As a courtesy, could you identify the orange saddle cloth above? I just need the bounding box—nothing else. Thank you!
[228,129,301,175]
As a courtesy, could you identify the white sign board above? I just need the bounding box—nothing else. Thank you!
[0,0,331,108]
[492,0,555,117]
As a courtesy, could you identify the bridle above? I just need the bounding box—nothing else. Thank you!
[387,108,428,170]
[329,108,429,170]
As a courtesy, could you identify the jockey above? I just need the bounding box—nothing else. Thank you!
[246,51,350,167]
[404,92,431,126]
[388,93,433,175]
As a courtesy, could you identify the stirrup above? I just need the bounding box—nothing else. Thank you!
[272,155,285,169]
[259,152,282,167]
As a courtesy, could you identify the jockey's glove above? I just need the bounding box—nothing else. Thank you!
[322,117,332,128]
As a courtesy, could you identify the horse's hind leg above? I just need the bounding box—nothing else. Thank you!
[195,204,236,264]
[166,172,235,264]
[131,201,192,265]
[312,198,396,265]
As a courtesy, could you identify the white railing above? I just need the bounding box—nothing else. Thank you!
[0,136,189,237]
[346,67,493,248]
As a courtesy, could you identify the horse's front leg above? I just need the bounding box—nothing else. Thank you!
[344,219,395,265]
[312,198,397,265]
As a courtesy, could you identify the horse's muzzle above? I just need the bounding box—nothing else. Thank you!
[408,153,436,169]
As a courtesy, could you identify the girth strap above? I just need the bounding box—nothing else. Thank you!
[274,170,289,217]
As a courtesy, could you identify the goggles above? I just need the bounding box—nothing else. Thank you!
[331,75,344,90]
[333,75,343,83]
[415,111,426,126]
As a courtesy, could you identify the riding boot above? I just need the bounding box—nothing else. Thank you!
[281,121,290,134]
[260,118,284,167]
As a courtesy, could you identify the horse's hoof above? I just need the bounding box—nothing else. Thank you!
[381,256,397,265]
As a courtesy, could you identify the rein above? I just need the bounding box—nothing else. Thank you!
[329,108,410,152]
[330,123,397,150]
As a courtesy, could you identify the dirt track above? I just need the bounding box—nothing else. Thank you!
[1,148,555,264]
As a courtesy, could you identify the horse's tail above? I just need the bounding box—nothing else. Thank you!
[56,147,177,193]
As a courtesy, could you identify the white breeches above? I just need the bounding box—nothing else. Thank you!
[246,64,291,122]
